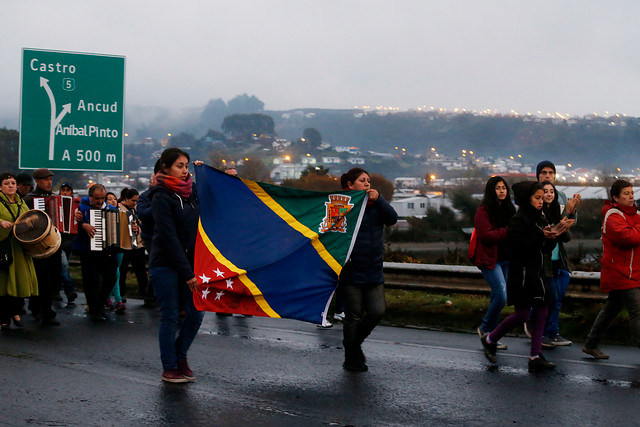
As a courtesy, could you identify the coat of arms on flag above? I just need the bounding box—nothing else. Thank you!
[192,164,367,324]
[319,194,354,233]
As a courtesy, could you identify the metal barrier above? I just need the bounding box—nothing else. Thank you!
[383,262,605,301]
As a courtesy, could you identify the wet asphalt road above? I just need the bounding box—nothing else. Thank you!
[1,295,639,426]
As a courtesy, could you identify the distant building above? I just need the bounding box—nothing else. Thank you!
[394,177,423,189]
[322,156,341,164]
[301,157,317,165]
[335,146,360,154]
[347,157,365,165]
[270,164,308,181]
[390,195,456,218]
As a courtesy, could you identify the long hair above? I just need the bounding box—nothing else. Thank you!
[481,176,515,227]
[540,181,561,224]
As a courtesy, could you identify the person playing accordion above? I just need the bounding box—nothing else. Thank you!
[72,183,119,321]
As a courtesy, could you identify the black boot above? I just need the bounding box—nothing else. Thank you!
[343,344,368,372]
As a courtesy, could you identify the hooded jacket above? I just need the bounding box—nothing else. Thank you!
[505,182,555,307]
[600,200,640,293]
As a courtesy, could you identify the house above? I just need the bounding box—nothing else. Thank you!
[390,195,456,218]
[270,164,308,181]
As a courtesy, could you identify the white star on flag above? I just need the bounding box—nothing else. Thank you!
[215,290,224,300]
[226,279,234,289]
[199,273,211,284]
[201,288,211,299]
[213,268,225,278]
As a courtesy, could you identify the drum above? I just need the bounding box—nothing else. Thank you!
[13,209,61,259]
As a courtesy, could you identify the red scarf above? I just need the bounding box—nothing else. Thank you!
[155,172,192,198]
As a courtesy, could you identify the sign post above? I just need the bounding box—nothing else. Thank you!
[20,48,125,171]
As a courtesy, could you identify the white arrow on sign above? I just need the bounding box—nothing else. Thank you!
[40,77,71,161]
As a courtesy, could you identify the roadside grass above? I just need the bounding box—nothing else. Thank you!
[382,289,636,346]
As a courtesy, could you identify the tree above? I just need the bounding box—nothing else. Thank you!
[168,132,196,149]
[282,174,341,192]
[302,128,322,147]
[451,190,480,227]
[227,94,264,114]
[300,165,330,177]
[199,98,228,130]
[221,114,275,140]
[238,158,271,182]
[0,128,19,172]
[370,173,394,201]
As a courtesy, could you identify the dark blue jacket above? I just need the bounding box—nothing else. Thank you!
[149,186,199,282]
[136,187,157,243]
[339,195,398,286]
[72,196,118,253]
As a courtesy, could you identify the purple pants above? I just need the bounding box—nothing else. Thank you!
[489,305,549,357]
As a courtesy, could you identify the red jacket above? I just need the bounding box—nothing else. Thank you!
[473,205,508,269]
[600,201,640,292]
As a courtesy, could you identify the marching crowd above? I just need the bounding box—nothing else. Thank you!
[1,152,640,381]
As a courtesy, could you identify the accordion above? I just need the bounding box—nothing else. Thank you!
[33,195,80,234]
[89,209,137,251]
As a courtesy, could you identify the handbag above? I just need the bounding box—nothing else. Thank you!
[467,228,477,261]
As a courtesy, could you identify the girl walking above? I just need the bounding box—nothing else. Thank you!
[480,181,565,372]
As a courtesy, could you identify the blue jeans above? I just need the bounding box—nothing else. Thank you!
[544,269,570,338]
[479,261,508,333]
[109,252,124,302]
[150,267,204,370]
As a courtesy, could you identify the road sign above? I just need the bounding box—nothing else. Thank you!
[19,48,125,171]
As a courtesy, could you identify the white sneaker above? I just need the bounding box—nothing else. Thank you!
[317,320,333,328]
[333,312,345,322]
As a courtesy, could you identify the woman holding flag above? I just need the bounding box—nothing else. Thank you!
[338,168,398,372]
[149,148,204,383]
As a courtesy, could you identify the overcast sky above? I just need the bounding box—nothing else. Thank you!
[2,1,640,119]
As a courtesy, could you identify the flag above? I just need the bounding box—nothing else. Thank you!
[193,164,367,324]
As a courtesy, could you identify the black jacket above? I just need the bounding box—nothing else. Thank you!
[149,187,199,282]
[23,186,52,209]
[136,187,158,243]
[506,203,555,307]
[339,195,398,286]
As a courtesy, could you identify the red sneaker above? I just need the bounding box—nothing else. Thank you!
[177,359,195,381]
[161,369,188,383]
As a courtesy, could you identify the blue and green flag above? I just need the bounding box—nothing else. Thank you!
[193,164,367,324]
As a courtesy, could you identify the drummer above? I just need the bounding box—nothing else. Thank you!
[0,172,39,330]
[22,168,62,325]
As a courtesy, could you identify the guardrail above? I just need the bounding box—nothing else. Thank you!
[70,258,604,301]
[383,262,605,301]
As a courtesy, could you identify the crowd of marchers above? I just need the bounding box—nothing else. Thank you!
[1,155,638,381]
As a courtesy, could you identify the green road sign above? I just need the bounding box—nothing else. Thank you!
[20,48,125,171]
